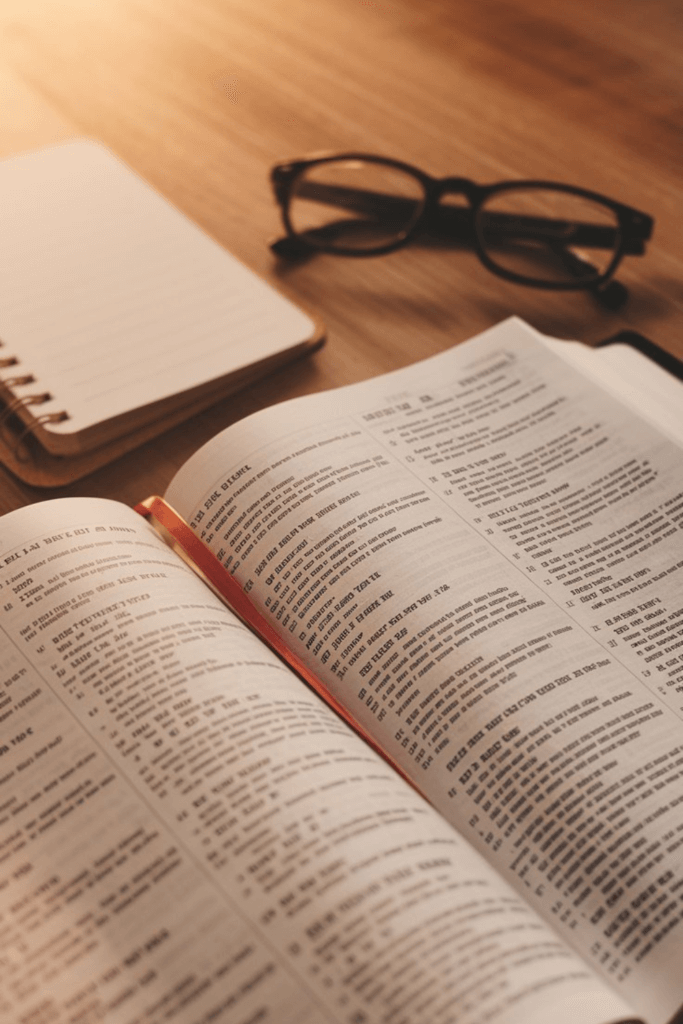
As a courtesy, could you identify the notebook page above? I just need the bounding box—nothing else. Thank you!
[0,140,315,438]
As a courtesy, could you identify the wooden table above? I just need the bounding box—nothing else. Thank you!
[1,0,682,516]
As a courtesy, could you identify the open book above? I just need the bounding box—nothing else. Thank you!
[1,318,682,1024]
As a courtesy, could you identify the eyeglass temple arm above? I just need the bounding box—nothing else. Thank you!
[280,180,647,255]
[546,240,629,310]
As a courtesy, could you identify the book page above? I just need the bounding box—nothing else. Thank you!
[0,498,629,1024]
[538,331,683,447]
[166,317,683,1024]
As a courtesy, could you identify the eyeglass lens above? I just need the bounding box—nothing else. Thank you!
[478,187,621,284]
[288,159,426,251]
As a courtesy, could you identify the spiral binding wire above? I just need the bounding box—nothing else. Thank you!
[14,406,70,462]
[0,345,69,460]
[0,392,52,431]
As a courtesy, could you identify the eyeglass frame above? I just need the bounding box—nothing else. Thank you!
[270,153,654,295]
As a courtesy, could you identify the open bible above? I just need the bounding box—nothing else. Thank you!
[1,317,682,1024]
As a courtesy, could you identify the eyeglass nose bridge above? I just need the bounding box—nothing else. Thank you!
[415,178,485,246]
[434,177,486,204]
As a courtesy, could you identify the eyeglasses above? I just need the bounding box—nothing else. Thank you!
[270,153,654,309]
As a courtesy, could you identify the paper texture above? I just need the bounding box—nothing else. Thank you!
[0,498,631,1024]
[165,318,683,1023]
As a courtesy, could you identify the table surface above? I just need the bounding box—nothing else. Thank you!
[1,0,682,517]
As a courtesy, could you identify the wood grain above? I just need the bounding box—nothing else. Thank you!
[0,0,681,515]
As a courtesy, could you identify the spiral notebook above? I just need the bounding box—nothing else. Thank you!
[0,140,323,485]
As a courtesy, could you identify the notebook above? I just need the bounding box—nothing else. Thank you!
[0,140,323,485]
